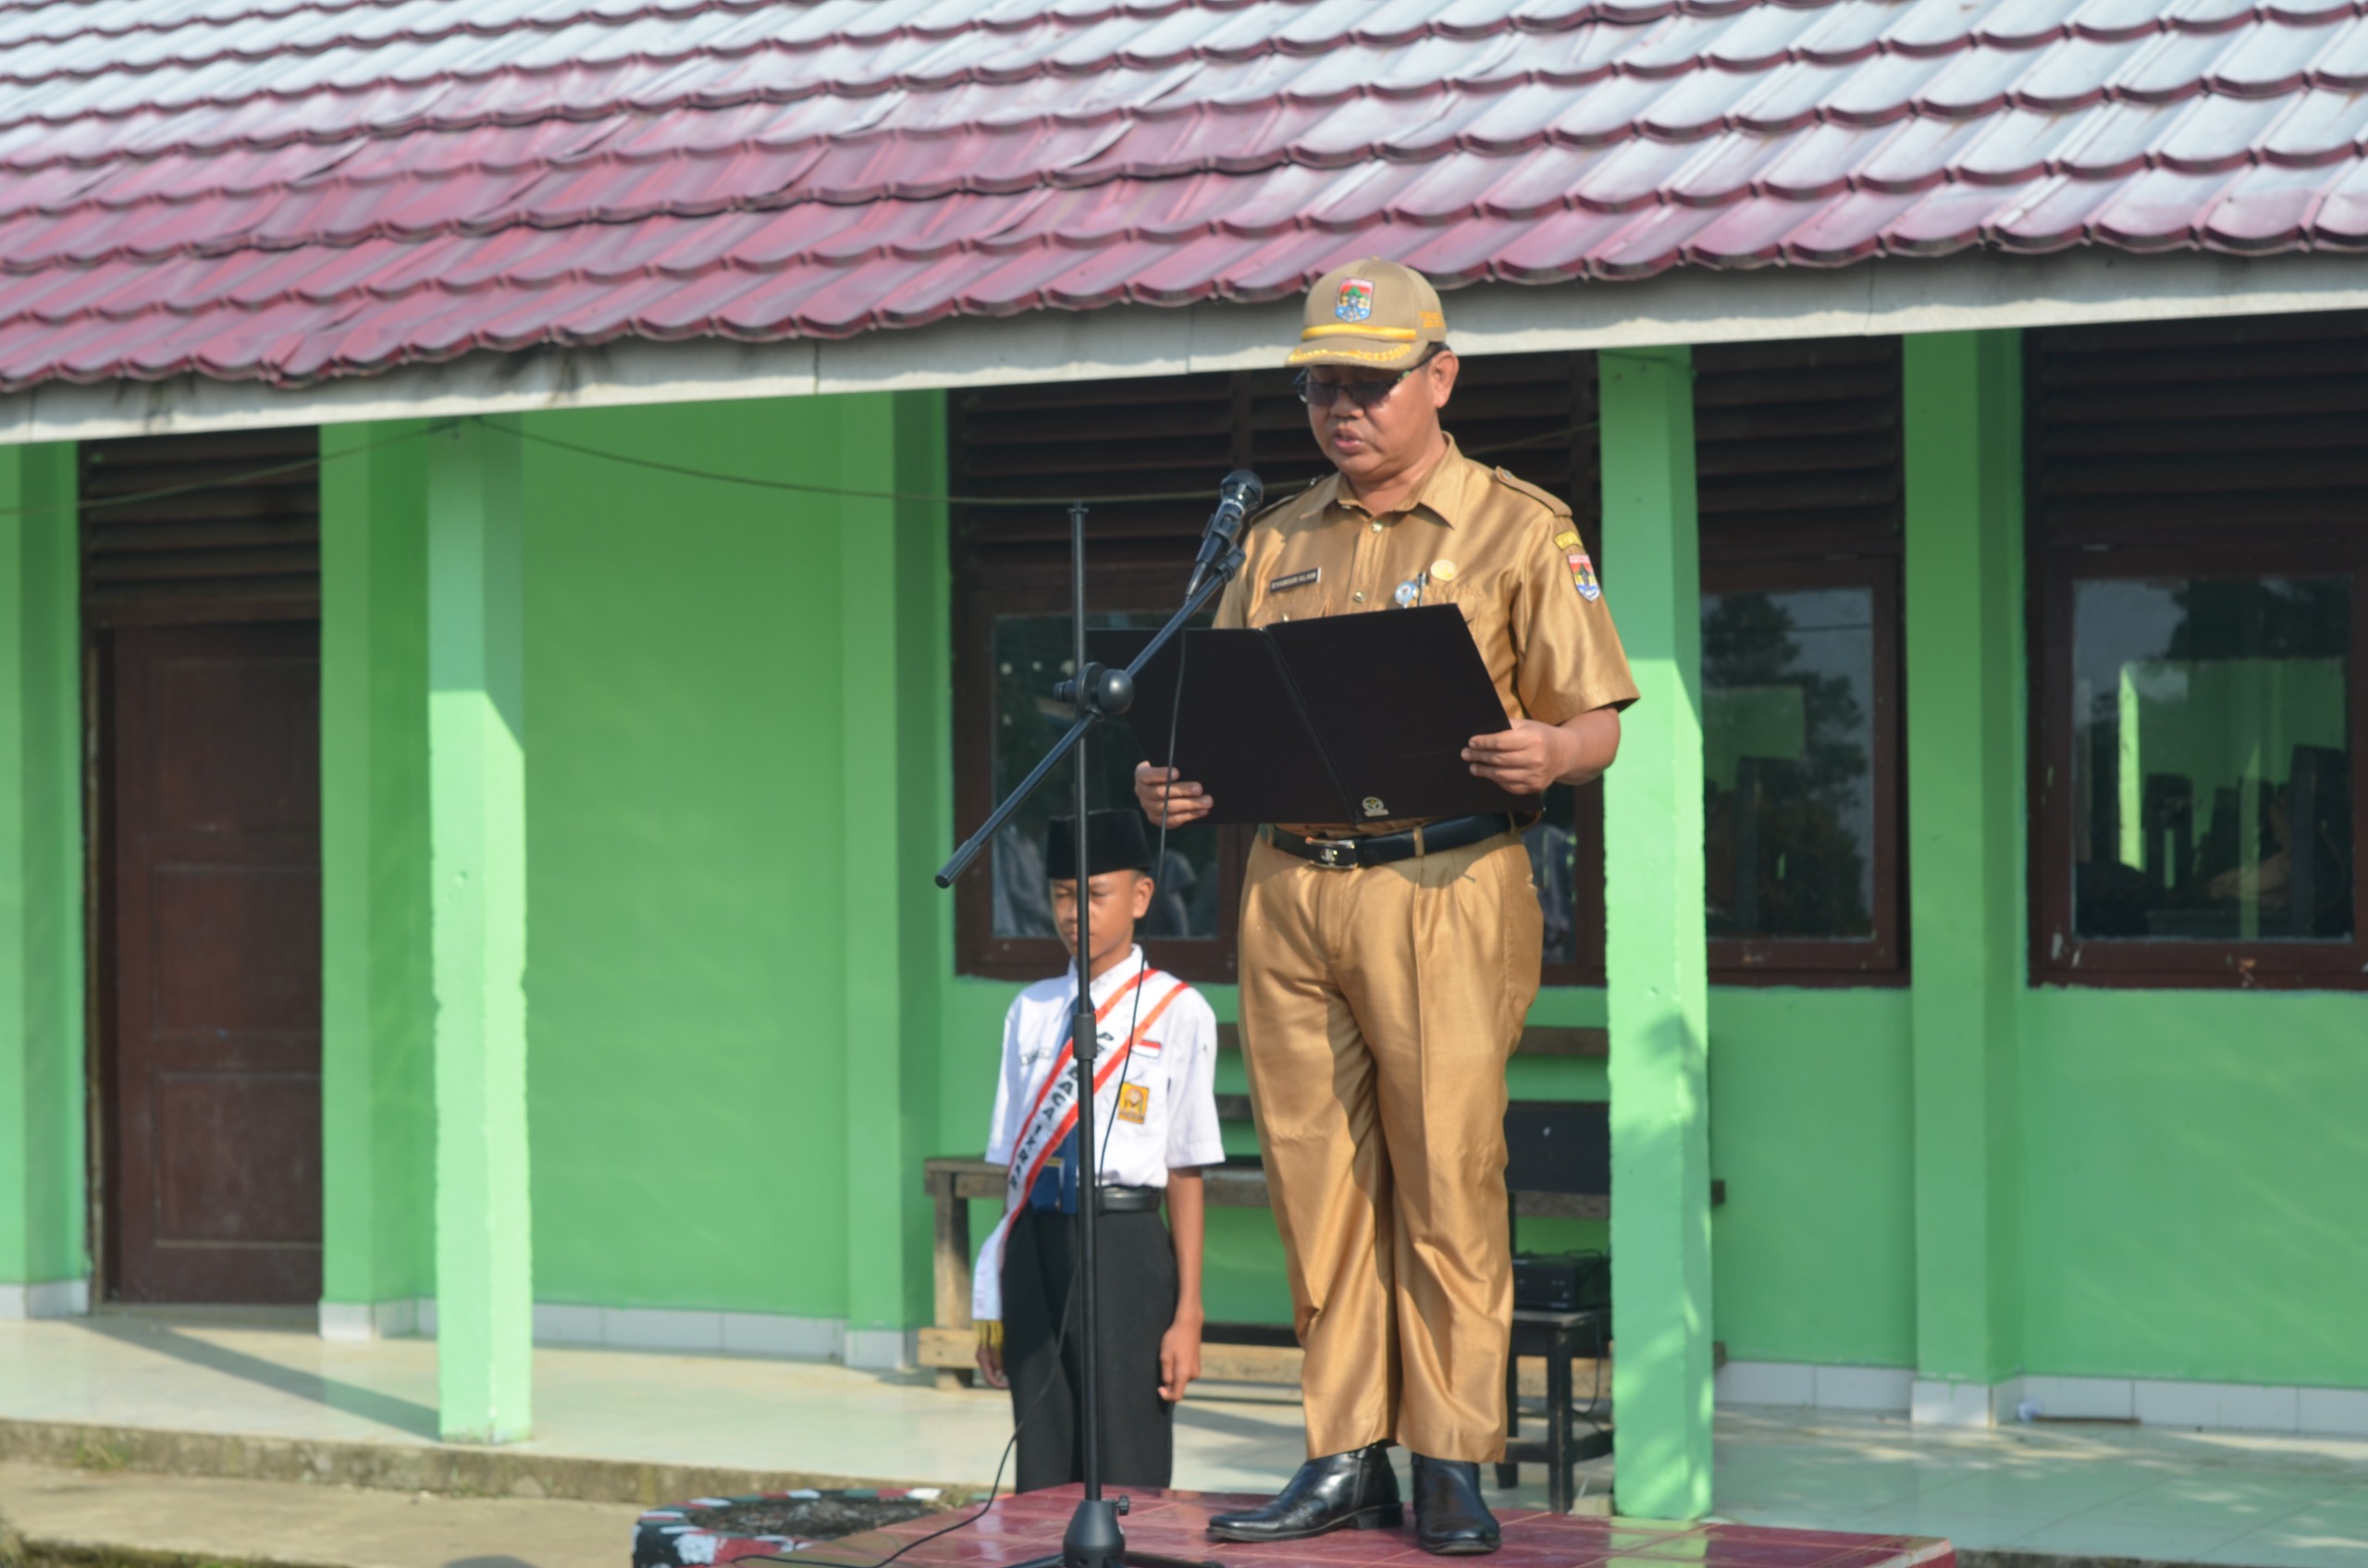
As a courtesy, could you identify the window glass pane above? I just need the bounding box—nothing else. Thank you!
[1523,783,1580,966]
[2072,577,2351,942]
[1701,587,1878,941]
[991,612,1220,943]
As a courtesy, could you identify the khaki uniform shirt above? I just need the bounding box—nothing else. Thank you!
[1215,435,1639,835]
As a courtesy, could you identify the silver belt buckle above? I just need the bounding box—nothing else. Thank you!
[1313,838,1352,869]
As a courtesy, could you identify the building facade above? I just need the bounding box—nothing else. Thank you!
[3,0,2367,1519]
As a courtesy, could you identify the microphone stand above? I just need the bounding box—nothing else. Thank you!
[937,501,1242,1568]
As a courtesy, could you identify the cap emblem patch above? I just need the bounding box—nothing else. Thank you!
[1335,278,1375,323]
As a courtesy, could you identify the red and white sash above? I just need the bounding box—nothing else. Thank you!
[972,965,1190,1323]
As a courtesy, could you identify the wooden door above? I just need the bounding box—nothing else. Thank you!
[103,621,323,1302]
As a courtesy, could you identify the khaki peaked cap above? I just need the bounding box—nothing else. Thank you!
[1287,257,1449,370]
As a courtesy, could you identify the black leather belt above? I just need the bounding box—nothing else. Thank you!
[1263,813,1526,870]
[1093,1185,1163,1214]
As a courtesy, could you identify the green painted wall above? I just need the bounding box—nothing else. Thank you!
[518,395,947,1321]
[1708,988,1917,1369]
[840,391,954,1340]
[319,422,436,1307]
[2020,986,2368,1388]
[0,441,83,1291]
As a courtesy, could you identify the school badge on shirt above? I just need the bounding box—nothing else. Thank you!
[1336,278,1375,322]
[1555,528,1601,601]
[1117,1083,1150,1124]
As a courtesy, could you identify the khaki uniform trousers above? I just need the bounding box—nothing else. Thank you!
[1238,829,1544,1463]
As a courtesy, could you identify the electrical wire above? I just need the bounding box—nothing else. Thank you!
[0,409,1592,525]
[742,1141,1086,1568]
[497,417,1588,509]
[0,418,456,522]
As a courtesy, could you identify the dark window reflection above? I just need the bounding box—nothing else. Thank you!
[991,612,1219,943]
[2072,577,2351,941]
[1702,588,1876,942]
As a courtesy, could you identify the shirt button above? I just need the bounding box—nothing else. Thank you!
[1351,590,1366,603]
[1370,520,1385,533]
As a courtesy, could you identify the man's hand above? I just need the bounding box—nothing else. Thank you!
[1157,1315,1202,1403]
[1464,709,1622,793]
[976,1339,1008,1390]
[1462,719,1575,794]
[1134,762,1215,828]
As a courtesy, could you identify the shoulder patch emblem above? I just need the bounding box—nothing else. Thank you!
[1567,547,1601,602]
[1551,528,1581,552]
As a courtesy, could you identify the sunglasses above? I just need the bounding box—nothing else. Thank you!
[1293,348,1442,411]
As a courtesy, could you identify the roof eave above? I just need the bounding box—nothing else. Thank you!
[4,250,2363,448]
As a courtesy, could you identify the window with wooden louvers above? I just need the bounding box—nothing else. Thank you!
[2029,312,2366,989]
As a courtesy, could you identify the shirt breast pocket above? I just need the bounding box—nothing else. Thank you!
[1420,579,1513,689]
[1421,578,1496,634]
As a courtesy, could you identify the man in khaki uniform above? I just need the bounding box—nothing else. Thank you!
[1137,260,1635,1556]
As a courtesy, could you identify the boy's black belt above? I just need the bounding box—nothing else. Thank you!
[1028,1184,1164,1216]
[1263,813,1526,870]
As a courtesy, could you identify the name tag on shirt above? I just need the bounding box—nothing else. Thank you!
[1269,567,1321,594]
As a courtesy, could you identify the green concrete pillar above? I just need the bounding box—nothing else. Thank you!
[426,419,532,1439]
[319,423,435,1339]
[1902,331,2027,1425]
[0,442,86,1316]
[1600,346,1713,1519]
[841,392,952,1365]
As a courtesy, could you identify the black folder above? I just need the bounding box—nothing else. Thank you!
[1089,605,1540,827]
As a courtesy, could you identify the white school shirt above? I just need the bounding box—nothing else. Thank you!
[984,947,1226,1189]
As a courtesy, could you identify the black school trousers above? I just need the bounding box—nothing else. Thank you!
[1003,1205,1178,1492]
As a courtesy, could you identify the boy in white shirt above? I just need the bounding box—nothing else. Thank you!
[973,810,1226,1491]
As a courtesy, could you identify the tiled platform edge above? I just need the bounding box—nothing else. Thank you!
[0,1281,89,1320]
[0,1418,985,1506]
[1720,1362,2368,1436]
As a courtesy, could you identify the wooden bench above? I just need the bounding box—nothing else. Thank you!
[919,1023,1724,1391]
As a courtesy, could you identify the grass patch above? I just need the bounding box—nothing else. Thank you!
[24,1549,327,1568]
[68,1440,131,1475]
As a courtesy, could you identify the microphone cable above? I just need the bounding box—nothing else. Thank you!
[756,619,1201,1568]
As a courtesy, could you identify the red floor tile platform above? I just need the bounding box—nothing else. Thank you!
[781,1486,1955,1568]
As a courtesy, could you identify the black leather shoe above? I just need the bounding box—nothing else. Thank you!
[1206,1443,1402,1542]
[1412,1454,1500,1555]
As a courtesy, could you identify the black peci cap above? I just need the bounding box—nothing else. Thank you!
[1046,810,1154,882]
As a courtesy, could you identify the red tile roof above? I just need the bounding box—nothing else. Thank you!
[3,0,2364,391]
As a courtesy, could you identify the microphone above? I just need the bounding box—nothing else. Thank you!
[1186,469,1263,597]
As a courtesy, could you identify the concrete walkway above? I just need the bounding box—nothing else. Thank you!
[5,1315,2368,1568]
[0,1461,636,1568]
[0,1312,1322,1500]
